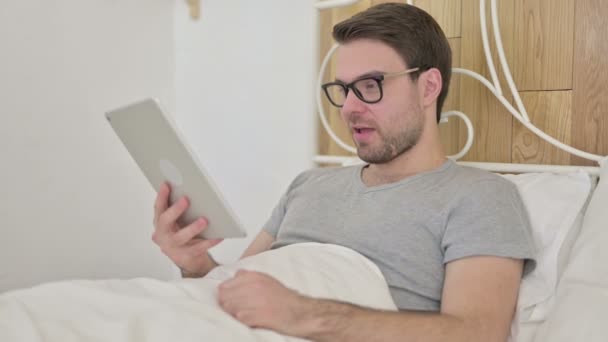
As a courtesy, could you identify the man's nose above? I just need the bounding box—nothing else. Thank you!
[341,89,367,116]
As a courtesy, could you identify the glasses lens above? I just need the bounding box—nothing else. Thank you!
[354,78,381,103]
[325,84,347,106]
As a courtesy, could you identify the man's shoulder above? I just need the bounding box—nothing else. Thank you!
[447,161,512,184]
[289,165,356,190]
[444,161,518,194]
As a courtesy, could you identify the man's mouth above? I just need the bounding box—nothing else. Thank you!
[354,127,374,134]
[353,126,375,142]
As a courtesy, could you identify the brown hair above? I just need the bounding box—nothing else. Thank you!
[333,3,452,122]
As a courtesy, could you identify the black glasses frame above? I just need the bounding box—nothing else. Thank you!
[321,67,421,108]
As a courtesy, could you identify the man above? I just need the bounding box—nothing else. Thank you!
[152,3,535,342]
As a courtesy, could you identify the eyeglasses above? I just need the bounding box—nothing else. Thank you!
[321,67,420,108]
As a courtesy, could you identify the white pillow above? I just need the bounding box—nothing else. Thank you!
[533,158,608,342]
[500,171,592,322]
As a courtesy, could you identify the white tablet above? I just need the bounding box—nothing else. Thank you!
[105,98,247,239]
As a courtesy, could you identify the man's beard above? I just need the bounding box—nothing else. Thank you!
[356,111,425,164]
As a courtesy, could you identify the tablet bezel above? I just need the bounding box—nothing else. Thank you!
[105,98,247,239]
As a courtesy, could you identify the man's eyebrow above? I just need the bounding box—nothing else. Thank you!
[335,70,385,83]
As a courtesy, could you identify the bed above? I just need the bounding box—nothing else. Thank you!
[0,162,606,341]
[1,0,606,340]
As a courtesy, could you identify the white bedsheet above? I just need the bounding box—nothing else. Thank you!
[0,243,397,342]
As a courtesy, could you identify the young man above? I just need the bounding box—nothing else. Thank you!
[152,3,535,341]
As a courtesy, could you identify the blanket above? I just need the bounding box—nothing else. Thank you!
[0,243,397,342]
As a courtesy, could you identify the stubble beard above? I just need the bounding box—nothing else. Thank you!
[356,107,425,164]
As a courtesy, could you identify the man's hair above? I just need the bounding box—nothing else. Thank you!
[333,3,452,123]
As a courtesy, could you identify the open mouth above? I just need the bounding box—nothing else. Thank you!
[355,127,373,134]
[353,127,375,143]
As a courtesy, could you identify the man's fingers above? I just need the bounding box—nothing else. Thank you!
[154,182,171,215]
[153,182,170,225]
[172,218,207,246]
[188,238,223,256]
[220,269,254,291]
[157,196,189,231]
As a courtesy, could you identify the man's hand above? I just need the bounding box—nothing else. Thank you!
[151,182,223,277]
[218,256,524,342]
[218,270,314,337]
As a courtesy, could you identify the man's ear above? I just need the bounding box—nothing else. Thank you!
[420,68,442,108]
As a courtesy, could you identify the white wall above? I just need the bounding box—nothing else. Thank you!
[0,0,318,291]
[0,0,176,291]
[174,1,317,262]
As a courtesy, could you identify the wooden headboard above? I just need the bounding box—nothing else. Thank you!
[317,0,608,166]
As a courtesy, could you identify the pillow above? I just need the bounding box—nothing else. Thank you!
[556,159,608,284]
[533,158,608,342]
[500,171,592,323]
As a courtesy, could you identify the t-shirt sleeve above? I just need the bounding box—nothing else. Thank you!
[263,191,288,238]
[441,179,537,273]
[262,170,314,238]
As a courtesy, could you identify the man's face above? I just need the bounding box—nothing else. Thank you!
[335,39,425,164]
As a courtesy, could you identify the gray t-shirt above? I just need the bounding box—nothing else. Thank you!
[264,159,536,311]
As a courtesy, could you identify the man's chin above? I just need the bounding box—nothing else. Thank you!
[357,146,411,165]
[357,151,391,165]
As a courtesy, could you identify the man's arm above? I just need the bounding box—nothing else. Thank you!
[219,255,523,342]
[240,230,274,259]
[182,229,274,278]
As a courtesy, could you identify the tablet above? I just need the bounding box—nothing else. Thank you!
[105,98,247,239]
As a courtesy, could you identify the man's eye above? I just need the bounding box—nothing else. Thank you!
[358,79,379,91]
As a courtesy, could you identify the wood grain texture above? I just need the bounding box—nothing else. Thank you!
[414,0,462,38]
[371,0,399,5]
[512,91,572,165]
[323,3,373,156]
[439,38,462,156]
[512,0,574,91]
[316,0,608,165]
[317,3,371,156]
[331,1,372,23]
[459,0,515,162]
[317,9,333,155]
[572,0,608,165]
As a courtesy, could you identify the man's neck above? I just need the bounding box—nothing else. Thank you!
[361,133,446,187]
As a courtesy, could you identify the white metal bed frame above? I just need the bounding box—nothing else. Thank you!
[312,0,606,176]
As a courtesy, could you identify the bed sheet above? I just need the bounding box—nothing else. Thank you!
[0,243,396,342]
